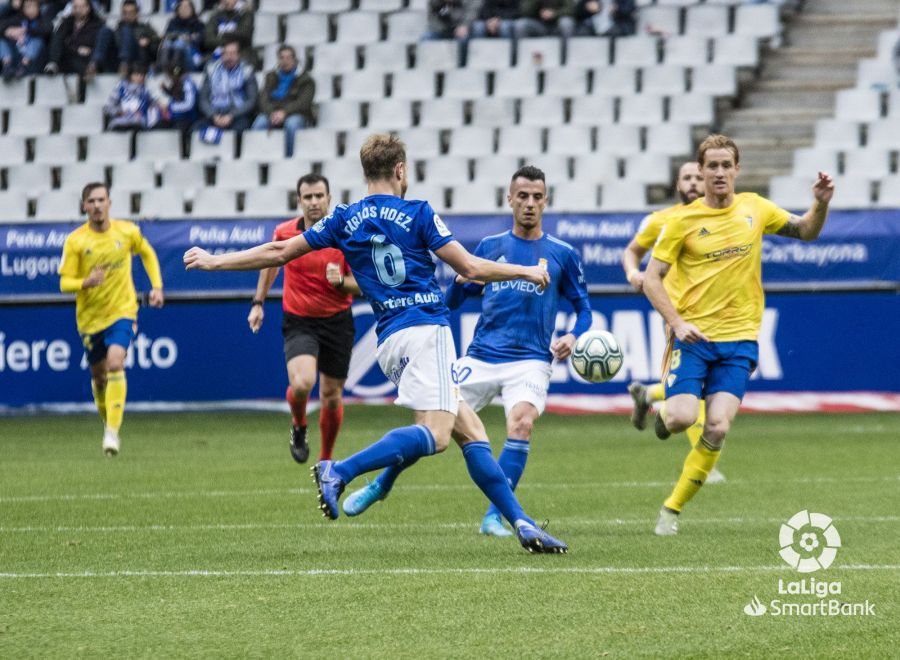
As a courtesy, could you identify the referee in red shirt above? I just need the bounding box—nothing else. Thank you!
[248,174,360,463]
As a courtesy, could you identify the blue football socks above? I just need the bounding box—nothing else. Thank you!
[333,424,435,484]
[484,438,530,519]
[462,440,534,527]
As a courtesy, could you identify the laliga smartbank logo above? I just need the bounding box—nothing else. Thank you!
[742,510,875,618]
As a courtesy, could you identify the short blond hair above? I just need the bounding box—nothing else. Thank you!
[697,134,739,166]
[360,133,406,182]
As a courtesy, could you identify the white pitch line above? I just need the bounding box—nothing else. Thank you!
[1,516,897,534]
[1,475,897,504]
[1,564,899,580]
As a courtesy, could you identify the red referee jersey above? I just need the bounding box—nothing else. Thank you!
[274,217,353,318]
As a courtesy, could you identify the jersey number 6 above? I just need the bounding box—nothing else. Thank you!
[371,234,407,287]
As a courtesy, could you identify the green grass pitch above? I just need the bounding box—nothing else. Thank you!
[1,408,898,657]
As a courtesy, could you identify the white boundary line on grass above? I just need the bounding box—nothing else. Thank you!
[1,564,899,579]
[1,516,898,534]
[1,475,897,504]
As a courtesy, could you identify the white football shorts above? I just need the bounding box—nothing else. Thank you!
[376,324,460,414]
[453,355,552,416]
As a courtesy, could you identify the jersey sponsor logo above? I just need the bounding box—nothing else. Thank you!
[488,280,546,296]
[451,364,472,384]
[433,213,451,237]
[385,355,409,385]
[704,243,753,261]
[372,291,441,311]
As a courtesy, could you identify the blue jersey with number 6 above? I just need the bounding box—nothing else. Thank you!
[303,194,454,343]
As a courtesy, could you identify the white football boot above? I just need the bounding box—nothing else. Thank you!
[102,428,120,457]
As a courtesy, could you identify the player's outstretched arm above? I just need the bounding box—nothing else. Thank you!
[622,239,649,292]
[776,171,834,241]
[644,257,708,344]
[184,234,313,272]
[434,240,549,287]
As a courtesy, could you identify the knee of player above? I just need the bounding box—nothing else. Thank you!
[703,418,730,443]
[665,409,695,433]
[290,380,315,398]
[105,356,125,372]
[319,386,343,408]
[430,428,452,453]
[507,417,535,441]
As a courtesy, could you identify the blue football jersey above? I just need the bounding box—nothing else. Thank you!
[303,194,454,343]
[450,231,592,363]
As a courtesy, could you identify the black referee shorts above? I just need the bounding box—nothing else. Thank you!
[282,309,355,380]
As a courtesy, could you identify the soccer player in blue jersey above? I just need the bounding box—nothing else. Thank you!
[343,166,593,538]
[184,133,567,553]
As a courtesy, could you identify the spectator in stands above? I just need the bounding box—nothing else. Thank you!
[104,63,160,131]
[573,0,635,37]
[203,0,252,59]
[159,64,198,129]
[424,0,477,40]
[157,0,204,72]
[251,45,314,158]
[515,0,575,39]
[44,0,113,79]
[471,0,519,40]
[0,0,52,80]
[198,34,257,134]
[113,0,159,75]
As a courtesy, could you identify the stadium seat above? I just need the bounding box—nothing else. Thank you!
[319,158,366,188]
[691,64,737,96]
[515,37,561,69]
[442,69,488,99]
[834,89,883,122]
[467,39,513,71]
[294,128,340,160]
[417,98,464,128]
[734,4,780,39]
[519,96,565,127]
[471,97,517,127]
[857,59,895,89]
[0,136,27,166]
[571,153,620,181]
[285,13,330,46]
[191,189,239,218]
[530,153,569,180]
[842,149,891,180]
[448,182,501,213]
[713,35,760,67]
[32,135,80,165]
[637,6,681,38]
[405,182,446,208]
[33,190,82,221]
[308,0,350,9]
[829,177,873,208]
[668,93,715,125]
[111,161,156,190]
[619,95,665,126]
[5,107,51,136]
[546,126,594,155]
[0,79,30,108]
[86,133,134,163]
[385,11,427,44]
[344,129,372,160]
[814,119,861,149]
[497,126,543,155]
[59,163,107,191]
[549,180,599,212]
[623,152,671,184]
[614,37,659,67]
[597,125,641,155]
[190,131,237,161]
[646,123,692,155]
[0,191,29,221]
[359,0,404,11]
[265,159,314,188]
[877,176,900,207]
[641,65,687,95]
[493,68,540,99]
[769,175,823,209]
[395,127,443,158]
[60,105,105,136]
[415,40,459,70]
[241,131,288,160]
[258,0,301,13]
[365,42,410,72]
[83,74,121,106]
[391,69,437,100]
[161,161,208,193]
[421,156,471,185]
[473,154,523,182]
[566,37,612,68]
[447,127,495,157]
[599,181,647,211]
[592,66,638,96]
[244,188,292,216]
[311,43,359,74]
[662,37,709,66]
[866,119,900,149]
[311,71,336,100]
[32,76,75,106]
[138,189,185,218]
[569,96,615,125]
[888,90,900,117]
[684,5,730,38]
[136,131,183,161]
[335,12,382,45]
[790,148,838,178]
[7,164,52,192]
[340,71,386,101]
[253,12,281,47]
[316,99,362,129]
[542,67,590,97]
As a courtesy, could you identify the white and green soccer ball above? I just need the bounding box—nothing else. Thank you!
[570,330,624,383]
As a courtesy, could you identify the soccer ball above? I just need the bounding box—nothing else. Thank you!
[570,330,624,383]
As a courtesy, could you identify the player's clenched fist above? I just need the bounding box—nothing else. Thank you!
[522,264,550,288]
[184,247,216,270]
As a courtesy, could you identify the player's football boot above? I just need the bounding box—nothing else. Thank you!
[654,507,679,536]
[480,513,513,537]
[628,381,651,430]
[102,428,120,457]
[514,521,568,554]
[342,480,386,517]
[654,412,672,440]
[311,460,344,520]
[706,467,727,484]
[290,424,309,463]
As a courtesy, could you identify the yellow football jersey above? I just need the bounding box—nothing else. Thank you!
[635,204,685,301]
[651,193,790,342]
[58,219,163,335]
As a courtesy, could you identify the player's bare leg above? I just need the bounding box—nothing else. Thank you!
[318,373,345,460]
[656,393,700,440]
[286,355,317,463]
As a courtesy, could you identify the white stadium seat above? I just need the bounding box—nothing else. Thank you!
[244,188,293,217]
[834,89,883,122]
[33,191,82,222]
[641,65,687,95]
[684,5,730,38]
[385,11,427,44]
[311,43,358,74]
[0,136,27,166]
[32,76,75,106]
[549,180,599,212]
[7,164,52,192]
[253,12,280,47]
[32,135,80,165]
[59,163,107,191]
[340,70,386,101]
[138,189,185,218]
[265,159,314,189]
[421,156,471,185]
[592,66,638,96]
[417,99,464,128]
[441,69,488,99]
[829,177,873,208]
[791,148,839,178]
[447,127,495,157]
[467,39,513,71]
[842,149,891,179]
[161,161,208,192]
[395,127,443,158]
[5,107,51,136]
[668,93,715,125]
[391,69,437,100]
[515,37,561,69]
[542,67,590,97]
[191,189,239,218]
[519,96,565,127]
[814,119,861,150]
[566,37,611,68]
[315,100,362,130]
[619,95,666,126]
[471,97,516,127]
[190,130,237,161]
[449,182,502,213]
[365,42,410,72]
[734,4,780,39]
[60,105,105,135]
[0,191,29,221]
[86,133,134,164]
[367,99,415,131]
[572,153,620,181]
[570,96,615,125]
[546,126,594,156]
[496,126,543,156]
[599,180,647,211]
[111,161,156,191]
[294,129,340,160]
[335,12,382,45]
[623,152,671,184]
[136,131,183,161]
[663,37,709,66]
[713,35,760,67]
[285,13,330,46]
[614,37,659,67]
[646,123,692,155]
[415,40,459,70]
[319,158,366,188]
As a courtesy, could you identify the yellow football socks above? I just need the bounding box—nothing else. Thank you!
[663,436,721,513]
[105,370,127,432]
[91,380,107,424]
[685,399,707,448]
[648,382,666,403]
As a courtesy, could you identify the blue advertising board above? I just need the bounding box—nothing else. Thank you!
[1,292,897,410]
[1,210,898,298]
